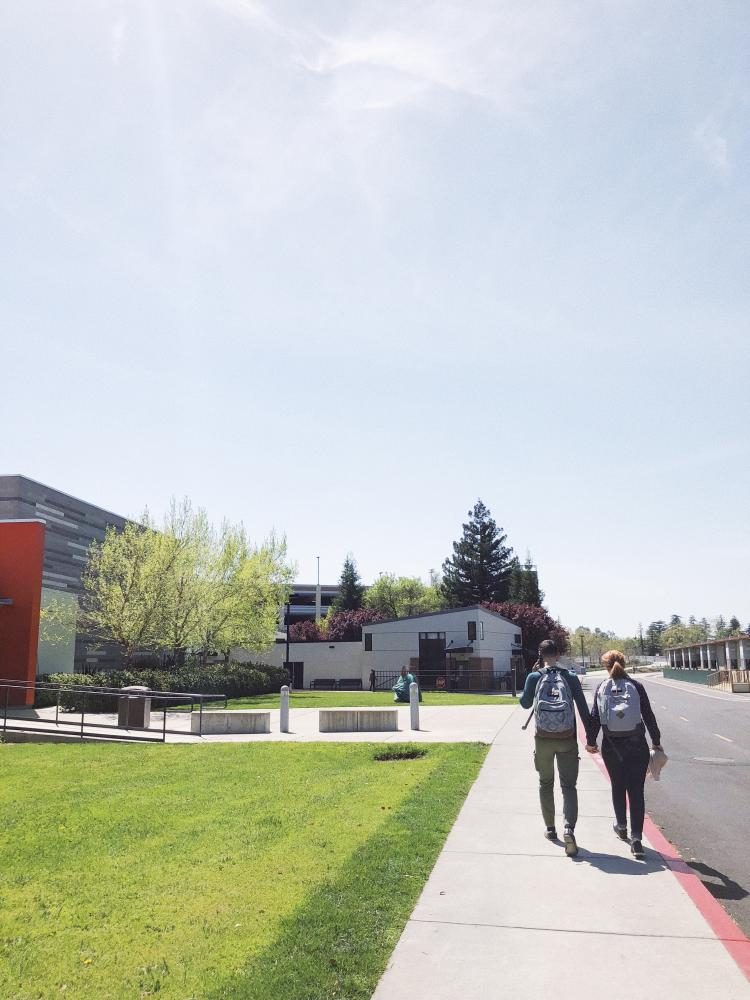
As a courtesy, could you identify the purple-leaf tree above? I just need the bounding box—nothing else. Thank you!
[483,602,569,664]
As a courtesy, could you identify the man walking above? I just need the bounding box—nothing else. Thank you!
[520,639,596,856]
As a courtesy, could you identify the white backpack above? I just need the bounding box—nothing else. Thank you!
[597,677,642,735]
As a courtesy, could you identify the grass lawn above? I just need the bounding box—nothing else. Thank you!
[0,741,487,999]
[225,690,518,709]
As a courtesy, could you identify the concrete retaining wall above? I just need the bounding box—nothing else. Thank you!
[191,711,271,735]
[319,709,398,733]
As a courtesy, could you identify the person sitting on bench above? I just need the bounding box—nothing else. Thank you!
[392,665,421,702]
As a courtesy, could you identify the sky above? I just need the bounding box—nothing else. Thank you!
[1,0,748,636]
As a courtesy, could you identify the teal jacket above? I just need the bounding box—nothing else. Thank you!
[520,666,596,744]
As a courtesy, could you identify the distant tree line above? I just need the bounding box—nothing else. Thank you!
[569,613,749,664]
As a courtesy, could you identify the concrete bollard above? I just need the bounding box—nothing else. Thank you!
[410,682,419,731]
[280,685,290,733]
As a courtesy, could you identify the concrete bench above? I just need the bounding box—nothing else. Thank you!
[319,709,398,733]
[190,710,271,735]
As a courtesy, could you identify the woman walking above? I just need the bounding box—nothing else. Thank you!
[586,650,664,859]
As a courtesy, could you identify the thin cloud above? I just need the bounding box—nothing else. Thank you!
[693,118,731,178]
[111,13,127,66]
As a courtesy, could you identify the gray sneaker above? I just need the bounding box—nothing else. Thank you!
[613,822,629,842]
[563,827,578,857]
[544,826,558,841]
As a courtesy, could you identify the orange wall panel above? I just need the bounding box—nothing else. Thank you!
[0,520,45,706]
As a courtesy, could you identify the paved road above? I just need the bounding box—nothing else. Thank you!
[581,671,750,935]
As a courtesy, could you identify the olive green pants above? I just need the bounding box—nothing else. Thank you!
[533,735,580,829]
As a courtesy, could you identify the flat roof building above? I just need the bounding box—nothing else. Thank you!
[0,475,130,673]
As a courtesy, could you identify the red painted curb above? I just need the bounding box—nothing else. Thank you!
[579,727,750,982]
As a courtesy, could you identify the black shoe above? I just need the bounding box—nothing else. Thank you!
[631,839,645,859]
[563,827,578,857]
[613,822,629,842]
[544,826,558,841]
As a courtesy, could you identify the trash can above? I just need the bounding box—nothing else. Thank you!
[117,685,152,729]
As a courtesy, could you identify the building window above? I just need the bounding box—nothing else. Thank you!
[479,622,484,640]
[364,633,372,652]
[419,631,445,640]
[467,621,477,641]
[513,633,522,646]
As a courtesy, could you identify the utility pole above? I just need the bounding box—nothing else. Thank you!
[580,635,585,669]
[639,623,645,655]
[285,600,291,685]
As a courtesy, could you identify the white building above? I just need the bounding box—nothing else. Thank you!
[364,606,523,690]
[246,605,524,691]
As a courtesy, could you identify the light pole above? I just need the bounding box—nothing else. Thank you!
[315,556,321,624]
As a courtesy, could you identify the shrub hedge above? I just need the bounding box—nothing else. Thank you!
[36,662,290,713]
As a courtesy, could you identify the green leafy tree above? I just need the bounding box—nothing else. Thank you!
[195,528,293,662]
[364,574,443,619]
[81,501,293,665]
[81,516,178,665]
[332,554,365,612]
[661,623,708,648]
[568,625,641,662]
[442,500,514,607]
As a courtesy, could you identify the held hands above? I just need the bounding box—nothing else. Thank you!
[585,744,599,754]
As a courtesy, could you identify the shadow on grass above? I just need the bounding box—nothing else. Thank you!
[206,746,487,1000]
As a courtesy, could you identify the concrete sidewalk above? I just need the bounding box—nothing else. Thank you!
[372,706,750,1000]
[5,704,515,744]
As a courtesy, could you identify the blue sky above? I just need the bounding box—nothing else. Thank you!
[2,1,748,635]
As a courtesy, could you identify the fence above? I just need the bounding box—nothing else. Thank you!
[0,679,227,743]
[706,669,750,694]
[371,668,516,695]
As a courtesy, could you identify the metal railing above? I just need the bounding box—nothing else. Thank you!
[0,679,227,743]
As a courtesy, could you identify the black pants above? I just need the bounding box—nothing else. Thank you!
[601,733,650,839]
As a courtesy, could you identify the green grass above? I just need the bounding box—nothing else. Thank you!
[225,690,518,709]
[0,741,487,999]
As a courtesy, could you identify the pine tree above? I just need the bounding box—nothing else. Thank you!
[670,614,682,626]
[332,554,365,612]
[646,620,666,655]
[728,616,741,635]
[508,554,545,607]
[441,500,514,607]
[715,615,727,639]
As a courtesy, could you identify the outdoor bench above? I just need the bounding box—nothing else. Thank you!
[337,678,363,690]
[311,679,337,690]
